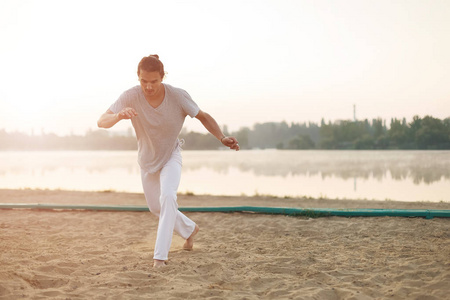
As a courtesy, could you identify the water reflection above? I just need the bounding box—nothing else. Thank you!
[181,150,450,185]
[0,150,448,201]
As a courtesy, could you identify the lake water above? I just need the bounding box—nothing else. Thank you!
[0,150,449,202]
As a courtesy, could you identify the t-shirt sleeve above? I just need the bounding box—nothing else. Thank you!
[179,89,200,118]
[109,90,132,113]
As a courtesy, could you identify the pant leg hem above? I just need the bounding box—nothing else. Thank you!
[153,256,168,261]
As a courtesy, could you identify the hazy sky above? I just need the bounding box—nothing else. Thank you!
[1,0,449,135]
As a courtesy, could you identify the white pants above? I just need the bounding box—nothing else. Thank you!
[140,144,196,261]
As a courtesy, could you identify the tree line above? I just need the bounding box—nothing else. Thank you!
[1,115,449,150]
[181,115,449,150]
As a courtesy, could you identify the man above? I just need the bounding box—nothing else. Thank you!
[97,54,239,268]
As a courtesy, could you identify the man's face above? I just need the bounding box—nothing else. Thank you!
[138,70,163,98]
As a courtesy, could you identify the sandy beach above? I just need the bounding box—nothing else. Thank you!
[1,189,449,299]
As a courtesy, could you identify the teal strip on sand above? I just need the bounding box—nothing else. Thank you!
[0,203,449,219]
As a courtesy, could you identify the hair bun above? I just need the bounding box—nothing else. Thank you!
[137,54,165,77]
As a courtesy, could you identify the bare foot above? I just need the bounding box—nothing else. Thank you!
[153,259,166,268]
[183,224,199,251]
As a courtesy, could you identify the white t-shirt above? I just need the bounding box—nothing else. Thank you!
[109,84,200,173]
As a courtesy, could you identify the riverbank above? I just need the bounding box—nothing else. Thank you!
[1,188,449,209]
[1,189,449,299]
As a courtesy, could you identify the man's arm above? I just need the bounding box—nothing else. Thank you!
[97,108,138,128]
[195,110,239,151]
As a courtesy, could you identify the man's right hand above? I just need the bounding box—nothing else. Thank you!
[118,107,138,120]
[98,108,137,128]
